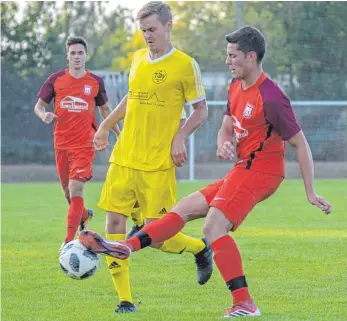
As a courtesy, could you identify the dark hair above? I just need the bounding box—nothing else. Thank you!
[136,1,172,25]
[225,26,266,64]
[65,36,88,53]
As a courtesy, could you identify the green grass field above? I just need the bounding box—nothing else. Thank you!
[2,180,347,321]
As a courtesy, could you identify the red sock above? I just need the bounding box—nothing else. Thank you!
[211,235,251,305]
[65,196,84,242]
[126,212,184,251]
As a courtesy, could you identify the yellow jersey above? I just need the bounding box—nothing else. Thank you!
[109,47,206,171]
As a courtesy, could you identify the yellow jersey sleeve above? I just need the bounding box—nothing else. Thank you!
[182,59,206,104]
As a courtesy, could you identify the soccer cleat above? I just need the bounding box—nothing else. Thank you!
[194,237,213,285]
[223,300,261,318]
[126,223,144,239]
[79,209,94,233]
[115,301,138,313]
[79,230,131,259]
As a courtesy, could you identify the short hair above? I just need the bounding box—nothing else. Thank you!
[136,1,172,25]
[65,36,88,53]
[225,26,266,64]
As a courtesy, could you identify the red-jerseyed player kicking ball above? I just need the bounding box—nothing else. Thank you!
[34,36,119,251]
[79,26,332,318]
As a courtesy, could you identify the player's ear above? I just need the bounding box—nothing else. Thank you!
[247,51,257,63]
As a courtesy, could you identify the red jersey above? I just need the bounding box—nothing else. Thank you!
[37,70,107,149]
[225,73,301,177]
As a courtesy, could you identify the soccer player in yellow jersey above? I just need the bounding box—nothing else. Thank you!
[88,1,211,314]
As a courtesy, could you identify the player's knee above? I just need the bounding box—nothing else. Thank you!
[202,220,215,242]
[68,180,84,197]
[203,209,231,244]
[203,222,227,245]
[171,192,209,223]
[105,212,127,234]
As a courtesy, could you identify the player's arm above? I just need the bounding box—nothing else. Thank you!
[178,100,208,138]
[35,75,56,124]
[172,100,208,167]
[171,59,208,167]
[93,95,127,150]
[264,98,332,214]
[97,103,121,136]
[216,115,234,160]
[179,108,187,129]
[288,131,331,214]
[34,98,57,124]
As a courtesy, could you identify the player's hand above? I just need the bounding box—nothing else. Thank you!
[307,193,332,215]
[171,133,187,167]
[217,141,234,160]
[93,127,109,151]
[40,112,57,124]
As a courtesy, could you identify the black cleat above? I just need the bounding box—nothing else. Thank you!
[126,224,144,239]
[194,237,213,285]
[115,301,138,314]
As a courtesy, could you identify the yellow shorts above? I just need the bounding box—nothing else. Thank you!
[98,163,176,219]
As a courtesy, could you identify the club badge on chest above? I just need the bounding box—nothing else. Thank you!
[84,85,92,96]
[243,103,254,119]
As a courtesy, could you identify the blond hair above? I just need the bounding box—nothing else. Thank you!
[136,1,172,24]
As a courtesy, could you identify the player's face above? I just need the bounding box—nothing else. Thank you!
[67,44,87,70]
[139,14,172,52]
[225,43,253,79]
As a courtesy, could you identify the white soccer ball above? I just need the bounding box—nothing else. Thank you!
[59,240,100,280]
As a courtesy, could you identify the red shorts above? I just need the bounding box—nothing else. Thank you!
[200,168,283,231]
[55,148,95,189]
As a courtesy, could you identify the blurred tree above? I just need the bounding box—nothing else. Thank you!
[166,1,347,99]
[283,2,347,100]
[247,1,347,100]
[111,29,146,71]
[1,2,133,74]
[169,1,237,72]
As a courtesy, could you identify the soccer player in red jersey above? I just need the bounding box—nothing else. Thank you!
[79,26,332,317]
[34,36,119,249]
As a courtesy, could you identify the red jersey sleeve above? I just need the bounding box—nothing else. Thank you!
[37,75,55,104]
[37,70,65,104]
[263,97,301,141]
[90,74,108,106]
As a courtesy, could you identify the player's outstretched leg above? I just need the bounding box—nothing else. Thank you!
[79,230,131,259]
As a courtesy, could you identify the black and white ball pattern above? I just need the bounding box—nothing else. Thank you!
[59,240,100,280]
